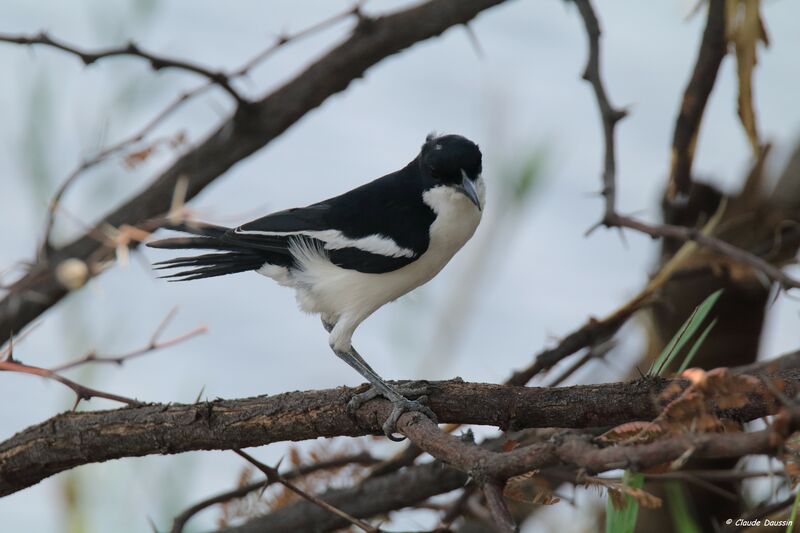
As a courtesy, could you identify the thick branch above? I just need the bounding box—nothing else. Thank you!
[394,407,789,483]
[229,411,793,533]
[2,366,798,497]
[666,0,727,202]
[0,0,508,344]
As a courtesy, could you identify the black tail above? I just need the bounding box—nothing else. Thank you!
[147,223,269,281]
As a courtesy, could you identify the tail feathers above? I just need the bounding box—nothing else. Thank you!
[153,250,268,281]
[148,222,268,281]
[162,222,229,238]
[147,236,244,252]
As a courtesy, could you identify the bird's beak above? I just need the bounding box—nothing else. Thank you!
[459,170,481,211]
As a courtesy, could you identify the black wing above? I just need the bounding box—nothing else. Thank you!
[221,163,436,274]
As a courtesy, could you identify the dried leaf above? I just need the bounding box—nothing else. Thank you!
[669,446,697,471]
[599,478,662,510]
[504,471,560,505]
[726,0,769,156]
[122,131,187,169]
[597,421,666,445]
[681,368,707,386]
[123,145,156,169]
[289,447,301,467]
[622,486,663,509]
[608,487,628,510]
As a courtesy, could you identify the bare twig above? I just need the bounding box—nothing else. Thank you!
[51,307,206,372]
[482,480,517,532]
[0,32,246,104]
[0,358,140,407]
[606,213,800,290]
[213,461,468,533]
[0,308,203,407]
[233,449,381,533]
[573,0,627,226]
[170,452,378,533]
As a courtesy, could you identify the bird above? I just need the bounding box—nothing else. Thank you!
[147,133,485,439]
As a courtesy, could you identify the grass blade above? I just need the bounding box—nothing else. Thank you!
[665,482,702,533]
[788,489,800,533]
[650,289,723,376]
[606,471,645,533]
[677,318,717,374]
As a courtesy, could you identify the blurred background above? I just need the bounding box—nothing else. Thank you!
[1,0,799,531]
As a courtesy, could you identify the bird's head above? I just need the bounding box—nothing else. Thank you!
[419,133,483,211]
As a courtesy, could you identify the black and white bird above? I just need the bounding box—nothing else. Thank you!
[148,133,485,439]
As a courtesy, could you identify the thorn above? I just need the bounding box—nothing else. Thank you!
[584,221,603,237]
[582,188,606,199]
[463,23,484,60]
[6,333,14,361]
[616,227,628,249]
[193,384,206,404]
[768,284,782,309]
[611,108,628,123]
[146,516,160,533]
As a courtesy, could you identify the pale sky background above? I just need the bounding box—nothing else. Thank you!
[1,1,799,531]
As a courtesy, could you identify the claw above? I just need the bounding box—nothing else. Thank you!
[347,386,381,414]
[347,382,438,440]
[382,396,437,441]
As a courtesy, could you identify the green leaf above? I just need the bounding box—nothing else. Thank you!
[650,289,723,376]
[788,489,800,533]
[665,482,702,533]
[606,471,645,533]
[677,318,717,374]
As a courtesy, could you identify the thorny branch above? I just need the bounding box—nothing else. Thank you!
[213,461,468,533]
[50,307,206,372]
[232,449,381,533]
[0,358,141,407]
[2,353,799,497]
[573,0,627,224]
[0,309,203,408]
[575,0,800,292]
[0,32,247,104]
[170,452,378,533]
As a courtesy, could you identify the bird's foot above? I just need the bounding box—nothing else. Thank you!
[348,381,437,441]
[382,395,437,441]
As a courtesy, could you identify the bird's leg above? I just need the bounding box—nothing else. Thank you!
[331,346,437,441]
[322,317,378,374]
[324,317,435,440]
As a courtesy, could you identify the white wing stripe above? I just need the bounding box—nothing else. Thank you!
[235,228,416,258]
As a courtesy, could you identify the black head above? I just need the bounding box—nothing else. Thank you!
[419,134,483,209]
